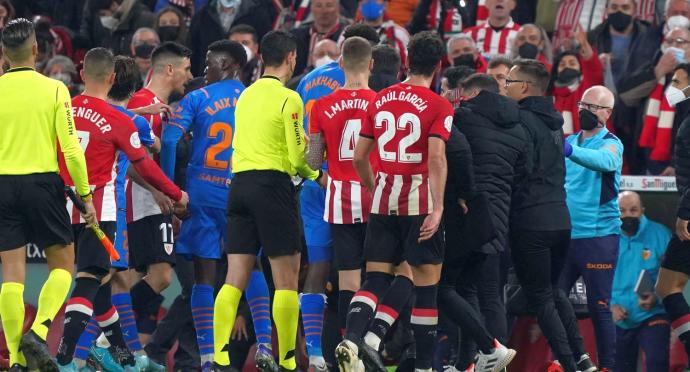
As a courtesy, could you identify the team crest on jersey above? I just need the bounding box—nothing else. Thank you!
[130,132,142,148]
[444,116,453,132]
[164,243,173,255]
[292,113,299,120]
[642,249,651,261]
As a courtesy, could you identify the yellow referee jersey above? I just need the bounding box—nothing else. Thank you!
[232,76,319,181]
[0,67,90,195]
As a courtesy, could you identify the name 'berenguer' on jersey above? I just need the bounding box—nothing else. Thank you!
[361,83,454,216]
[309,88,378,224]
[59,95,153,223]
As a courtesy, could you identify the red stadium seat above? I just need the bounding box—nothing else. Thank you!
[47,304,66,356]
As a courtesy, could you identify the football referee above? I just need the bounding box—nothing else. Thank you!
[212,30,327,372]
[0,19,96,372]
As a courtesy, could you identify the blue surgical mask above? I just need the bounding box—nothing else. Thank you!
[361,0,385,21]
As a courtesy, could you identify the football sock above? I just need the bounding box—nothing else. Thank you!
[94,283,134,366]
[344,271,393,344]
[1,282,25,367]
[191,284,215,365]
[32,268,72,340]
[213,284,241,366]
[664,292,690,359]
[130,280,163,335]
[365,275,414,351]
[112,293,143,353]
[74,318,98,361]
[274,290,299,370]
[338,290,355,332]
[411,284,439,370]
[57,277,100,365]
[300,293,326,363]
[246,270,272,345]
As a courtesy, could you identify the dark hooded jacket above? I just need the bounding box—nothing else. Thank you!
[511,96,571,231]
[454,90,530,254]
[674,99,690,220]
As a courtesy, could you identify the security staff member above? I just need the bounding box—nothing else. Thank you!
[211,30,328,372]
[0,18,96,372]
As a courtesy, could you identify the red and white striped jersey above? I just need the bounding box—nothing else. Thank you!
[463,18,520,57]
[310,89,377,224]
[59,95,148,224]
[126,88,165,222]
[360,83,453,216]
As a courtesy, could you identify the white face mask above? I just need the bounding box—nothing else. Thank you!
[100,16,118,30]
[666,15,690,32]
[314,55,335,68]
[50,72,72,86]
[665,84,690,107]
[242,44,254,62]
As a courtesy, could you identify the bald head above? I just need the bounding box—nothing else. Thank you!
[618,191,644,218]
[664,27,690,61]
[312,39,339,66]
[582,85,615,108]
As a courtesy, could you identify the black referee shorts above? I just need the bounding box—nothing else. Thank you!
[74,222,116,276]
[0,173,72,251]
[226,170,302,258]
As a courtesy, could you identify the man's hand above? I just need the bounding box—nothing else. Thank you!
[458,198,468,215]
[612,304,628,322]
[676,217,690,241]
[81,199,98,227]
[638,293,657,311]
[152,189,174,215]
[599,53,611,66]
[174,191,190,216]
[572,24,593,59]
[136,102,172,116]
[661,166,676,176]
[317,170,329,188]
[419,210,442,242]
[231,315,249,341]
[656,51,678,79]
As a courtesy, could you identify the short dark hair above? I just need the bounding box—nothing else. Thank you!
[675,62,690,77]
[151,41,192,71]
[513,58,550,93]
[229,24,259,45]
[407,31,445,77]
[342,36,372,72]
[84,47,114,79]
[342,23,380,45]
[208,39,247,68]
[371,45,400,76]
[488,56,513,70]
[260,30,297,68]
[462,73,499,94]
[444,66,474,89]
[108,55,139,101]
[1,18,34,62]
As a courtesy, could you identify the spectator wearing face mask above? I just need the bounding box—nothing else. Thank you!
[229,24,262,86]
[76,0,118,49]
[549,27,603,136]
[130,27,160,84]
[587,0,648,88]
[612,191,671,372]
[190,0,277,76]
[446,34,487,73]
[155,7,188,45]
[619,27,690,175]
[512,23,552,71]
[45,55,82,96]
[104,0,158,55]
[287,38,339,88]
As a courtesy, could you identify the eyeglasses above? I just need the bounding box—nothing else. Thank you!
[665,38,690,47]
[577,101,612,111]
[505,79,532,87]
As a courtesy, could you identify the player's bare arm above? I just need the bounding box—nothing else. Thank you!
[353,136,376,193]
[419,137,447,242]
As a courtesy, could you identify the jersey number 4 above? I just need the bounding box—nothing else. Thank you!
[339,119,361,160]
[204,122,233,170]
[375,111,422,163]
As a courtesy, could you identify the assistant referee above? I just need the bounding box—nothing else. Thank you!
[0,19,96,372]
[212,30,327,372]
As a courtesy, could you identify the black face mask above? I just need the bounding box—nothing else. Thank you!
[158,26,180,42]
[453,54,475,68]
[579,109,601,130]
[518,43,539,59]
[621,217,640,235]
[608,11,632,32]
[557,67,581,85]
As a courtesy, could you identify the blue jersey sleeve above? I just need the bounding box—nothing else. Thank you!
[569,135,624,173]
[160,92,197,180]
[132,115,155,147]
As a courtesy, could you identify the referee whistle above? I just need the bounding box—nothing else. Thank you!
[64,187,121,261]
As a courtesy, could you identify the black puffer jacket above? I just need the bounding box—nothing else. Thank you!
[674,101,690,220]
[454,91,529,254]
[511,96,571,231]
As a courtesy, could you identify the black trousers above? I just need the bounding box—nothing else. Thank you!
[510,228,583,372]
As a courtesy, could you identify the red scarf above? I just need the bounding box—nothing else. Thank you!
[476,0,488,25]
[428,0,463,39]
[553,81,581,136]
[640,79,674,161]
